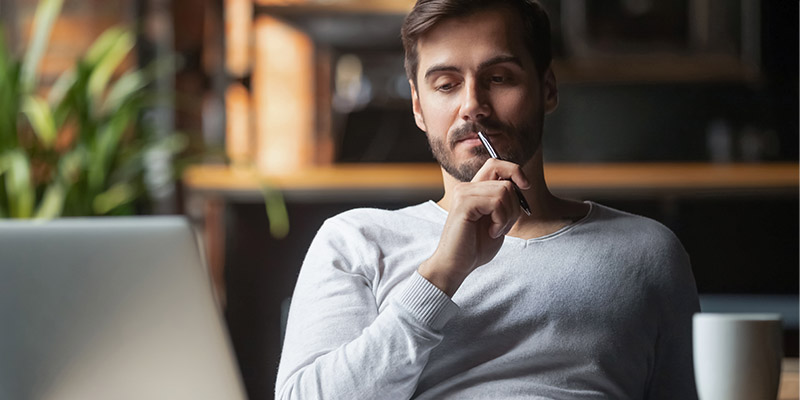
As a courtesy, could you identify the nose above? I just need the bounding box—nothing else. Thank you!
[460,79,491,123]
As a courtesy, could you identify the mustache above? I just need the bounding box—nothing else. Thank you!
[449,120,507,148]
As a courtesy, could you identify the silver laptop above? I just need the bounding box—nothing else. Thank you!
[0,217,247,400]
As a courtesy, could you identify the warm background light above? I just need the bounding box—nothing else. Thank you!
[225,82,253,166]
[253,15,315,174]
[224,0,252,77]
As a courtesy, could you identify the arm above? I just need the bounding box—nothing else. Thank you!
[276,159,528,399]
[275,219,459,400]
[645,235,701,400]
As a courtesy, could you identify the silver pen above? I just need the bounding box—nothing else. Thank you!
[477,131,532,216]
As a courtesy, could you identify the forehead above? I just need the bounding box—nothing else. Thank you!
[416,7,531,73]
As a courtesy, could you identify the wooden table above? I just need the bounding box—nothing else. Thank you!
[781,358,799,400]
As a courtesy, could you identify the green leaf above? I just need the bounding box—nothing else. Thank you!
[103,68,145,113]
[0,28,10,76]
[101,53,181,115]
[48,143,86,217]
[260,184,289,239]
[32,147,88,219]
[86,29,135,109]
[47,67,76,106]
[21,95,57,148]
[52,64,92,134]
[102,53,182,111]
[87,105,133,192]
[56,146,88,183]
[0,36,20,151]
[34,181,66,219]
[20,0,64,92]
[0,150,35,218]
[92,181,135,214]
[147,132,188,155]
[84,27,124,66]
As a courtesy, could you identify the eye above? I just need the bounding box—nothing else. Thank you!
[436,82,458,92]
[490,75,507,84]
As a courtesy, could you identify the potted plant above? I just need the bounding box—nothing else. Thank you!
[0,0,186,218]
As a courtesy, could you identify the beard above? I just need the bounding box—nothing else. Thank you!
[426,115,542,182]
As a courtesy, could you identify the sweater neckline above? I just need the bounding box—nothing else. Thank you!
[424,200,596,244]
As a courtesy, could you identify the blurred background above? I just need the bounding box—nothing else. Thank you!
[1,0,797,399]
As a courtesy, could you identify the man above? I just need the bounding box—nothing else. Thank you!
[276,0,700,398]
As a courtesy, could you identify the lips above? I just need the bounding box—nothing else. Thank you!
[452,134,482,150]
[457,133,479,142]
[449,121,505,148]
[455,131,498,143]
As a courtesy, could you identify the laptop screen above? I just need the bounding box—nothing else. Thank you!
[0,217,246,400]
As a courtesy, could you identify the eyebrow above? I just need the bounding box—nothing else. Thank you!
[423,55,523,81]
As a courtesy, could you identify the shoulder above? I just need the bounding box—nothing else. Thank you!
[305,202,442,277]
[314,201,443,252]
[587,203,698,310]
[586,202,686,259]
[575,203,697,308]
[591,202,680,242]
[323,201,441,234]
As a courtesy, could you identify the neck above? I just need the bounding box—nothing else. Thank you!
[437,148,589,239]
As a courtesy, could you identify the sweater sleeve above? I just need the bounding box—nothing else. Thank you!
[275,218,459,400]
[645,233,701,400]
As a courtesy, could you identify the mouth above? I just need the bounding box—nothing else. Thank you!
[455,131,499,143]
[453,134,482,150]
[449,122,504,151]
[458,136,482,147]
[452,132,498,158]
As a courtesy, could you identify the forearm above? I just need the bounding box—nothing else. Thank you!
[276,272,458,400]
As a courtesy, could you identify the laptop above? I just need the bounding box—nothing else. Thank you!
[0,217,247,400]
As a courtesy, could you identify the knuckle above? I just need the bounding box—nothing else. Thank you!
[492,197,504,209]
[451,185,467,206]
[487,159,503,173]
[490,182,506,196]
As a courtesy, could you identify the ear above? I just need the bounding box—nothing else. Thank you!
[410,80,428,132]
[542,67,558,114]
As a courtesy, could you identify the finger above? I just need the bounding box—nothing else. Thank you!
[494,181,521,237]
[472,158,531,190]
[486,197,509,239]
[463,181,519,238]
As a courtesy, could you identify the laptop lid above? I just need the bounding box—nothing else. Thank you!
[0,216,247,400]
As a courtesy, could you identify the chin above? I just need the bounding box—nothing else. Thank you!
[443,157,486,183]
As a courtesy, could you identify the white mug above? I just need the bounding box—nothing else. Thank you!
[693,313,783,400]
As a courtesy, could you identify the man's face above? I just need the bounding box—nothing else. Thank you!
[410,7,558,182]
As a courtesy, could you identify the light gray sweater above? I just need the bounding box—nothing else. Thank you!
[276,201,700,399]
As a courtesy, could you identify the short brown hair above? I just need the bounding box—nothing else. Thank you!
[401,0,552,84]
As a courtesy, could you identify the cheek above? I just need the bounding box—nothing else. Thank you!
[420,96,458,131]
[495,89,534,116]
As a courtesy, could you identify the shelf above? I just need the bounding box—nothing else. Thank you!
[552,55,760,84]
[183,162,798,200]
[250,1,760,84]
[255,0,413,15]
[541,163,797,192]
[184,163,442,194]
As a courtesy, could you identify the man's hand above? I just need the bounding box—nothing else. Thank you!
[418,158,531,296]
